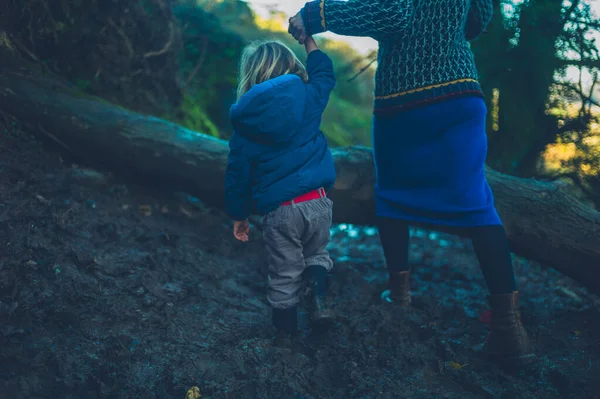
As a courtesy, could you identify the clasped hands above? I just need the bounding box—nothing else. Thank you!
[288,12,309,44]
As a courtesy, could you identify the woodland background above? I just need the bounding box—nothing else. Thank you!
[0,1,599,398]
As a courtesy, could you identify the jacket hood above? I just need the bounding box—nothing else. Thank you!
[229,74,306,144]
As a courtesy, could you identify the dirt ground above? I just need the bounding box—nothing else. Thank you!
[1,122,599,399]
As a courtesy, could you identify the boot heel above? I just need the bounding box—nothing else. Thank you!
[382,271,411,306]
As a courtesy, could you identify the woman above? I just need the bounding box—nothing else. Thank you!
[288,0,535,366]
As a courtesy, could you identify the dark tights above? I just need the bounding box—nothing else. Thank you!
[377,217,517,295]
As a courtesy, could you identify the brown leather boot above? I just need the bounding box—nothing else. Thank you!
[483,291,536,365]
[381,271,411,306]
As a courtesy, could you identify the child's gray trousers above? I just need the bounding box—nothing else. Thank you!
[261,197,334,309]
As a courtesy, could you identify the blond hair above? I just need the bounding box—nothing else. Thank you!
[236,40,308,100]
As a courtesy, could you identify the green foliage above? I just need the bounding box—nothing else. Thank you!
[321,93,372,147]
[471,0,600,176]
[75,79,91,91]
[320,42,375,108]
[171,1,247,136]
[164,94,220,138]
[7,0,376,145]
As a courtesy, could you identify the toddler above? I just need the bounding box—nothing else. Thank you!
[225,37,336,344]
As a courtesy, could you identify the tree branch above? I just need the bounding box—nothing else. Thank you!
[182,36,208,90]
[144,21,175,59]
[555,82,600,107]
[558,58,600,69]
[567,18,600,29]
[562,0,582,25]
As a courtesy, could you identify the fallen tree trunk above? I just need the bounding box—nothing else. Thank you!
[1,62,600,294]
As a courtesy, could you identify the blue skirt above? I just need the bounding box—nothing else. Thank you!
[373,96,501,227]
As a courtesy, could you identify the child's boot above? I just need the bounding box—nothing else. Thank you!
[272,306,298,347]
[482,291,536,366]
[381,270,411,306]
[306,265,335,326]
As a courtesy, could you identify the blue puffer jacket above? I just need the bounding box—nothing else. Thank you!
[225,50,336,220]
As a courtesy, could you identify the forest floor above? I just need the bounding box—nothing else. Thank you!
[1,122,600,399]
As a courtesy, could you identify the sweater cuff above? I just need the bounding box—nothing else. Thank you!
[228,209,250,222]
[302,0,326,35]
[306,49,325,63]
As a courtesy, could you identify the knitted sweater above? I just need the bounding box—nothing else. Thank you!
[301,0,494,116]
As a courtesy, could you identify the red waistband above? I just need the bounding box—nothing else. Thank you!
[281,188,326,206]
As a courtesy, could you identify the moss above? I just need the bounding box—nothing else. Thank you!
[75,79,91,91]
[164,95,220,137]
[0,31,16,52]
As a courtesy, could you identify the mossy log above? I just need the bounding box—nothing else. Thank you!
[1,62,599,293]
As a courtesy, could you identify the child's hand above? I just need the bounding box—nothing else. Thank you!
[233,219,250,242]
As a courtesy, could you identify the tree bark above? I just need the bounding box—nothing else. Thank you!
[1,62,600,293]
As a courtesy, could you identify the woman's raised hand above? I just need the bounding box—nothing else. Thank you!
[288,12,308,44]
